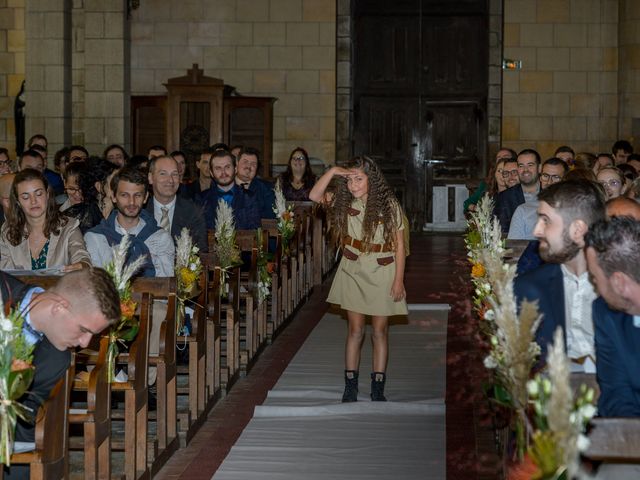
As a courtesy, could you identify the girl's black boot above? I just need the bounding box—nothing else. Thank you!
[342,370,359,402]
[370,372,387,401]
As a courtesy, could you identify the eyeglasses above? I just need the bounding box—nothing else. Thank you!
[0,160,11,167]
[502,170,519,178]
[540,173,562,182]
[69,155,87,163]
[292,155,306,161]
[65,187,81,194]
[599,179,621,188]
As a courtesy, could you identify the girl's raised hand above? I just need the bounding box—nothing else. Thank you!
[390,280,406,302]
[331,166,353,177]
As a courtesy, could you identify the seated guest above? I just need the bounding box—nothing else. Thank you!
[84,166,174,276]
[278,147,317,201]
[585,216,640,417]
[59,161,84,212]
[0,169,90,271]
[554,145,575,167]
[593,153,614,175]
[494,149,541,233]
[464,151,513,212]
[574,151,596,172]
[597,165,625,200]
[235,146,276,219]
[64,159,112,233]
[146,155,208,252]
[104,144,129,167]
[201,149,261,230]
[627,153,640,175]
[0,172,14,226]
[625,176,640,201]
[27,134,64,196]
[514,180,605,367]
[147,145,167,160]
[508,157,568,240]
[128,154,150,172]
[184,147,214,199]
[612,139,633,165]
[18,148,46,173]
[618,162,638,190]
[0,147,13,175]
[2,268,120,480]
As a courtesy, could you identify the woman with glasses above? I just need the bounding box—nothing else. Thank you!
[464,158,510,212]
[0,168,90,271]
[279,147,317,201]
[597,166,625,200]
[60,161,84,211]
[0,147,13,175]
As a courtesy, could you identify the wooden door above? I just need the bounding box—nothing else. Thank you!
[353,0,488,229]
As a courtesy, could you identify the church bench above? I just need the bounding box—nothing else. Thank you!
[257,224,285,341]
[6,357,73,480]
[201,258,223,408]
[69,335,112,480]
[584,418,640,463]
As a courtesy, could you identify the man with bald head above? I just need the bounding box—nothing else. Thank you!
[605,196,640,220]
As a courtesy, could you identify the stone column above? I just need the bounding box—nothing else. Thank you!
[618,0,640,143]
[82,0,130,155]
[25,0,72,157]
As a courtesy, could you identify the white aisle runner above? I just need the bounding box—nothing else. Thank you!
[212,305,448,480]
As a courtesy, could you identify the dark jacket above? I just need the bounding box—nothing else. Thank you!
[593,297,640,417]
[145,195,208,253]
[247,177,276,220]
[199,184,262,230]
[494,184,525,234]
[514,263,566,364]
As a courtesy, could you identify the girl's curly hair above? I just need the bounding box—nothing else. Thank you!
[327,156,401,252]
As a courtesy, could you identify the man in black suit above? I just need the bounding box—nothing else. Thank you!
[494,149,542,234]
[147,155,208,253]
[514,180,605,368]
[235,147,276,220]
[3,267,120,479]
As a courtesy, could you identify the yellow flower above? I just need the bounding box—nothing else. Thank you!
[180,267,198,288]
[471,262,486,278]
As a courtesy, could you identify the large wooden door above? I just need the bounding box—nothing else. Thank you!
[353,0,488,229]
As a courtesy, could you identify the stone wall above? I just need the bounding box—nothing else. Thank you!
[130,0,336,167]
[0,0,25,159]
[618,0,640,144]
[502,0,620,158]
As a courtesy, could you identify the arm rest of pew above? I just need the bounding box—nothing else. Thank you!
[584,418,640,462]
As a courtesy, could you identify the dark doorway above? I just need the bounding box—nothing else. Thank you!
[353,0,488,230]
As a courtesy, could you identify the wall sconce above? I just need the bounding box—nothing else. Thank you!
[502,59,522,70]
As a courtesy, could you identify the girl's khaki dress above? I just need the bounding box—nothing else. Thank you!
[327,198,408,316]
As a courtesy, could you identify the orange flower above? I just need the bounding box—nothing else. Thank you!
[507,453,540,480]
[11,358,32,372]
[120,299,136,319]
[282,211,292,222]
[471,262,486,278]
[266,262,276,274]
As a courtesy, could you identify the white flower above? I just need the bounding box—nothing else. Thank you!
[483,355,498,369]
[577,434,591,452]
[484,309,495,321]
[578,404,597,422]
[0,317,12,332]
[189,263,197,271]
[527,379,539,397]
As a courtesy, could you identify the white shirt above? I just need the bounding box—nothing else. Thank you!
[561,264,597,371]
[153,196,176,232]
[84,216,175,277]
[634,316,640,328]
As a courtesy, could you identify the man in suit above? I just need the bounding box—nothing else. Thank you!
[147,155,208,253]
[235,146,276,220]
[585,216,640,417]
[514,180,605,367]
[3,268,120,479]
[494,149,542,234]
[200,149,261,230]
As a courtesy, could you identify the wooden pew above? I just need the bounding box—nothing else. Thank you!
[70,336,112,480]
[201,258,223,407]
[7,358,73,480]
[235,230,261,373]
[129,278,179,476]
[175,272,210,446]
[258,223,285,341]
[584,418,640,462]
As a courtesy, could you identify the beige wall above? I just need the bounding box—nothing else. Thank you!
[0,0,25,159]
[502,0,620,159]
[129,0,336,167]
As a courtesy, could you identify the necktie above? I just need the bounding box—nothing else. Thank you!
[160,207,170,231]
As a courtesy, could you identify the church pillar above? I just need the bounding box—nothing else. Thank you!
[618,0,640,142]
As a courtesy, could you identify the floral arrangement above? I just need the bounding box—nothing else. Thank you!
[273,179,296,255]
[0,296,35,465]
[104,235,147,382]
[214,200,242,298]
[175,228,203,336]
[480,250,541,458]
[511,328,596,480]
[255,228,273,305]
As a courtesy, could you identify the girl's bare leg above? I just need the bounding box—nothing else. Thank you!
[345,310,366,371]
[371,315,389,373]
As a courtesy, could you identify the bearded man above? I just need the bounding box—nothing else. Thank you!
[514,180,606,368]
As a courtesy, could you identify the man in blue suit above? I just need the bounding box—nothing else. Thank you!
[585,216,640,417]
[514,180,605,366]
[235,146,276,220]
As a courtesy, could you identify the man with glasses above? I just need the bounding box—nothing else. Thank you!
[235,146,276,220]
[501,157,520,189]
[0,147,13,175]
[495,149,542,233]
[508,157,568,240]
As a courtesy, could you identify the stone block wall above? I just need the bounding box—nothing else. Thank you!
[130,0,336,167]
[503,0,620,158]
[0,0,25,159]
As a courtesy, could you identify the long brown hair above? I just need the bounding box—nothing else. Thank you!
[5,168,67,246]
[282,147,316,186]
[327,156,401,252]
